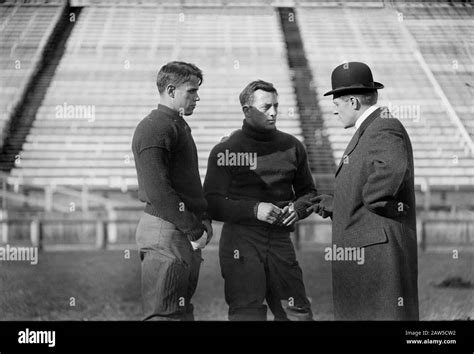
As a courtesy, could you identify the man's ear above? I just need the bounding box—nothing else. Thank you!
[242,105,250,117]
[166,85,175,99]
[350,96,360,110]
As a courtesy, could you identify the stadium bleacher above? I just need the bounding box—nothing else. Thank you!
[0,0,472,219]
[296,5,474,189]
[400,5,473,137]
[7,6,303,189]
[0,4,63,147]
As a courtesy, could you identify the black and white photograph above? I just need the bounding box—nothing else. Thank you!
[0,0,472,352]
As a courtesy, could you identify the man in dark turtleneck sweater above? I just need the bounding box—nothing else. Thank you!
[203,80,316,321]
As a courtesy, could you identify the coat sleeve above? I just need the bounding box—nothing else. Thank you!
[362,121,410,217]
[203,145,258,222]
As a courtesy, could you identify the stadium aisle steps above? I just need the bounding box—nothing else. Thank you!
[278,7,336,195]
[0,6,82,172]
[0,5,63,148]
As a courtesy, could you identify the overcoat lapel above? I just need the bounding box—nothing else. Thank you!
[335,108,382,177]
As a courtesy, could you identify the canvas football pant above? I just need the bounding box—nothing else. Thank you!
[136,212,202,321]
[219,223,313,321]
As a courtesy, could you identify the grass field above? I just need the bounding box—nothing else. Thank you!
[0,246,472,321]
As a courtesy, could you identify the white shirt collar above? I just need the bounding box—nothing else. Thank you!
[355,105,379,130]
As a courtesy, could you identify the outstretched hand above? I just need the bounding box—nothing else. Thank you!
[202,219,213,245]
[306,194,333,219]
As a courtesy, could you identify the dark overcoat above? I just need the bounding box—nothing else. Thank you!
[332,107,419,320]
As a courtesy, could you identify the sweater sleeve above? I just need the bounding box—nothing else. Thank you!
[203,145,258,222]
[136,146,205,241]
[292,141,318,220]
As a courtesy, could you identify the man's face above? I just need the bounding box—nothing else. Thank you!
[245,89,278,131]
[174,75,201,116]
[333,96,358,128]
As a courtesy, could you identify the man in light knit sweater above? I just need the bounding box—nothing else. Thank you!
[132,62,213,321]
[203,80,316,321]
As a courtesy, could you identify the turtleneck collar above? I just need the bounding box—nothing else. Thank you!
[242,119,278,141]
[157,104,182,119]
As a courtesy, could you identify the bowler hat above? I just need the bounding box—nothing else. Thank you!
[324,62,384,97]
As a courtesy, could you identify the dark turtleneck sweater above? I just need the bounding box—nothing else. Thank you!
[203,120,317,231]
[132,104,207,241]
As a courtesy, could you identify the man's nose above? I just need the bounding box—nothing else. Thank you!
[195,94,200,102]
[268,106,277,117]
[333,110,339,115]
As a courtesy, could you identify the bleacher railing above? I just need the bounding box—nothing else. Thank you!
[0,170,139,245]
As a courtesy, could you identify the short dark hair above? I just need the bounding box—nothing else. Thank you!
[239,80,278,107]
[156,61,203,94]
[340,90,378,106]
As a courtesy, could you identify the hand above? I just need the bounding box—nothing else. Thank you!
[190,233,207,251]
[306,195,333,219]
[257,202,283,224]
[202,219,213,245]
[275,203,298,226]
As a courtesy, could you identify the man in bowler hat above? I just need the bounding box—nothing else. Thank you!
[308,62,419,320]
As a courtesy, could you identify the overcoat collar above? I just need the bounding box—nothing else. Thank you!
[335,107,385,177]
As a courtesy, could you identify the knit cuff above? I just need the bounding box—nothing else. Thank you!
[186,223,205,241]
[234,200,260,221]
[253,202,261,219]
[201,212,211,222]
[293,199,313,221]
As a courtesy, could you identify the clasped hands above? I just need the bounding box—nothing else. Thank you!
[257,202,298,226]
